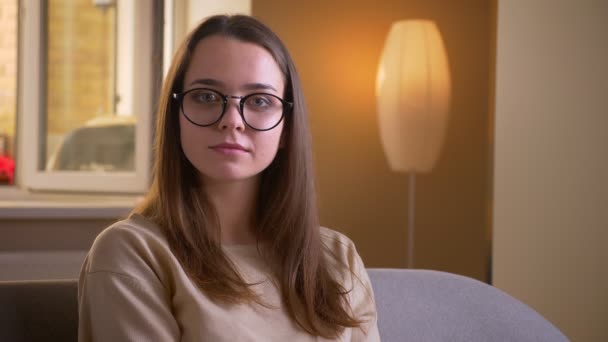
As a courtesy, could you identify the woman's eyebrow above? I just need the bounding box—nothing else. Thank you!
[189,78,278,92]
[189,78,223,87]
[241,82,278,92]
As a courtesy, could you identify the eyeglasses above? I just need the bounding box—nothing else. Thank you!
[172,88,293,131]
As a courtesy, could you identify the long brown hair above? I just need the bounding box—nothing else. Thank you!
[136,15,361,338]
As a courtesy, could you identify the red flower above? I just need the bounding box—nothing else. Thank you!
[0,155,15,184]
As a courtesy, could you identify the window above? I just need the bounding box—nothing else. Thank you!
[2,0,249,197]
[0,0,18,186]
[17,0,160,193]
[44,0,124,173]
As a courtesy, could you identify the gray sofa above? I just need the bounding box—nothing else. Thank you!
[0,269,568,341]
[370,269,568,341]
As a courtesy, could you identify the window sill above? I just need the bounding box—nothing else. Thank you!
[0,187,138,219]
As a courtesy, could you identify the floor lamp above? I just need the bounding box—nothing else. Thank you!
[376,20,451,268]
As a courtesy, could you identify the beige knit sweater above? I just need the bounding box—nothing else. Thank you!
[78,214,381,341]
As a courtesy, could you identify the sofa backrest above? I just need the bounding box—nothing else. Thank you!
[0,269,570,342]
[0,279,78,342]
[367,268,569,342]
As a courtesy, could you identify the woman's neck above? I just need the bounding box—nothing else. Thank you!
[203,176,259,245]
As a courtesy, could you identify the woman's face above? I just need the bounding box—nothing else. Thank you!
[179,35,286,184]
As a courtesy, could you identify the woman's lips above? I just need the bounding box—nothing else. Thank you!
[209,143,249,155]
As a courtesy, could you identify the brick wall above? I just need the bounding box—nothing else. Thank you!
[46,0,116,142]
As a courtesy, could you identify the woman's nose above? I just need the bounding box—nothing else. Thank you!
[218,99,245,131]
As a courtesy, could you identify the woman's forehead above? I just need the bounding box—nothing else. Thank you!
[183,35,285,93]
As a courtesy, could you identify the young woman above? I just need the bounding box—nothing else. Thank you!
[78,15,380,341]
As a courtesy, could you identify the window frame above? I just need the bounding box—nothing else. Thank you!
[16,0,157,194]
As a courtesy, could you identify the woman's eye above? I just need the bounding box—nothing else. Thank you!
[248,95,272,107]
[191,91,219,103]
[201,93,217,102]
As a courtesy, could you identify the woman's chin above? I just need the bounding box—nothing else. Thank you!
[198,169,261,185]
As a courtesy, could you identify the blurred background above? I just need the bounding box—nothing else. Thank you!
[0,1,606,341]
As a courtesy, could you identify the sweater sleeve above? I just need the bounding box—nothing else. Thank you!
[321,227,381,342]
[349,250,381,342]
[78,224,180,342]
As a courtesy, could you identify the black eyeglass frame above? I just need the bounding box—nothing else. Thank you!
[172,88,293,131]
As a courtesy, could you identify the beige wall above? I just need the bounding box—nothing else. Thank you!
[493,0,608,341]
[253,0,494,279]
[0,217,115,280]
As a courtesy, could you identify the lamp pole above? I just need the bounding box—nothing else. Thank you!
[407,172,416,268]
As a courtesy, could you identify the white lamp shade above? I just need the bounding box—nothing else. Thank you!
[376,20,451,173]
